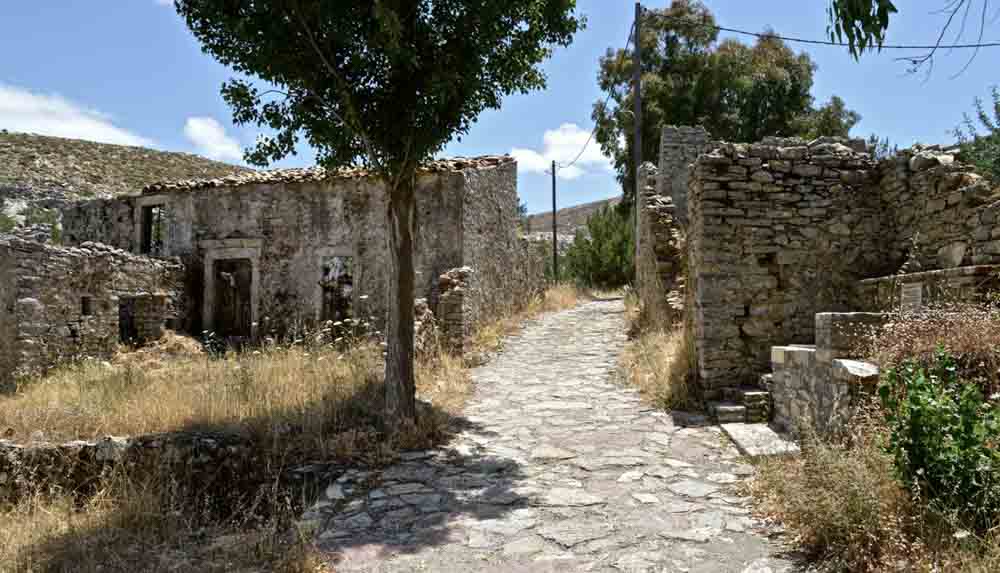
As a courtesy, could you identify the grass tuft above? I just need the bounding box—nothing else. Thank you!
[619,291,694,410]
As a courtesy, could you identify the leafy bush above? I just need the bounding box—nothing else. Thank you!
[954,86,1000,181]
[564,203,633,288]
[880,349,1000,533]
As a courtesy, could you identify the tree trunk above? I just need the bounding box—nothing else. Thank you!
[384,174,417,432]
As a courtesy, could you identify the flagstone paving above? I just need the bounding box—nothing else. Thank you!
[314,299,797,572]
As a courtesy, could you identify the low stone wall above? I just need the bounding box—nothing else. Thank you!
[0,237,186,389]
[768,312,883,436]
[856,265,1000,312]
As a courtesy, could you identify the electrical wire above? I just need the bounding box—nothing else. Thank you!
[555,18,636,171]
[553,8,1000,173]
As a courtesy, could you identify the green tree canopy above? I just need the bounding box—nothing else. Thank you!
[794,95,863,139]
[594,0,858,201]
[176,0,582,428]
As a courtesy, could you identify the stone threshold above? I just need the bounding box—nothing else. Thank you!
[720,423,801,458]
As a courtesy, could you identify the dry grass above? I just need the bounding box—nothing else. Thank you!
[0,289,566,572]
[753,303,1000,573]
[619,291,694,410]
[469,283,583,355]
[862,304,1000,396]
[1,334,465,457]
[751,407,921,572]
[0,332,470,573]
[752,407,1000,572]
[0,475,330,573]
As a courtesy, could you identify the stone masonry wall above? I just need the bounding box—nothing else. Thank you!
[63,175,466,338]
[60,158,544,348]
[687,138,881,398]
[0,237,185,388]
[636,163,683,325]
[876,146,1000,272]
[460,161,546,336]
[658,126,713,226]
[0,243,16,390]
[768,312,882,436]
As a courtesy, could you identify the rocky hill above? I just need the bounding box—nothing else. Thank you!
[0,131,252,200]
[525,195,622,235]
[0,131,254,233]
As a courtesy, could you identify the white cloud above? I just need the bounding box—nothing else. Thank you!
[511,123,612,180]
[0,83,155,147]
[183,117,243,162]
[154,0,174,6]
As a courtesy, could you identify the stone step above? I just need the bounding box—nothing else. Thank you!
[708,401,746,424]
[719,385,773,424]
[720,423,800,458]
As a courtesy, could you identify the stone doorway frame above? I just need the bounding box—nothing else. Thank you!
[315,246,356,323]
[200,239,263,337]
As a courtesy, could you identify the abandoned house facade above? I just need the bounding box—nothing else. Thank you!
[1,155,545,389]
[638,125,1000,433]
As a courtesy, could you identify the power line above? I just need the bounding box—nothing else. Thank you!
[554,8,1000,173]
[662,14,1000,50]
[556,18,636,171]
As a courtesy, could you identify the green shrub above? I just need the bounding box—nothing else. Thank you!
[564,203,633,288]
[880,348,1000,533]
[954,86,1000,181]
[0,212,15,234]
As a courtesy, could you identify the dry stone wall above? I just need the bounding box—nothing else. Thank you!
[0,431,339,513]
[0,237,185,390]
[460,161,546,336]
[0,245,16,389]
[659,126,713,226]
[687,138,881,397]
[645,124,1000,415]
[63,174,466,338]
[61,158,544,350]
[876,146,1000,271]
[636,163,683,325]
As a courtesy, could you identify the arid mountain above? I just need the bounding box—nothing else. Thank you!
[525,195,622,235]
[0,131,252,200]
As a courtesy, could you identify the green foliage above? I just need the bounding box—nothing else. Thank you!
[827,0,897,58]
[564,204,634,288]
[0,212,15,234]
[176,0,583,176]
[594,0,858,200]
[880,348,1000,533]
[793,96,862,139]
[176,0,583,422]
[517,201,530,232]
[954,86,1000,181]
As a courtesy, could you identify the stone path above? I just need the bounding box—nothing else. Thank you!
[314,299,796,572]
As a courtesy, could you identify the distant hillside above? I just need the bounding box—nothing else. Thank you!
[0,131,253,200]
[526,196,622,235]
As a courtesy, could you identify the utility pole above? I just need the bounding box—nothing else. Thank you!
[633,2,642,280]
[551,160,558,281]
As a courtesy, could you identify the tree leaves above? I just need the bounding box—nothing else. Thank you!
[593,0,854,201]
[175,0,583,177]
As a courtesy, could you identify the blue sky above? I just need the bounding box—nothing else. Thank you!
[0,1,997,213]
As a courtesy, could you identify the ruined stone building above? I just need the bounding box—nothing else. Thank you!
[1,136,543,388]
[638,125,1000,433]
